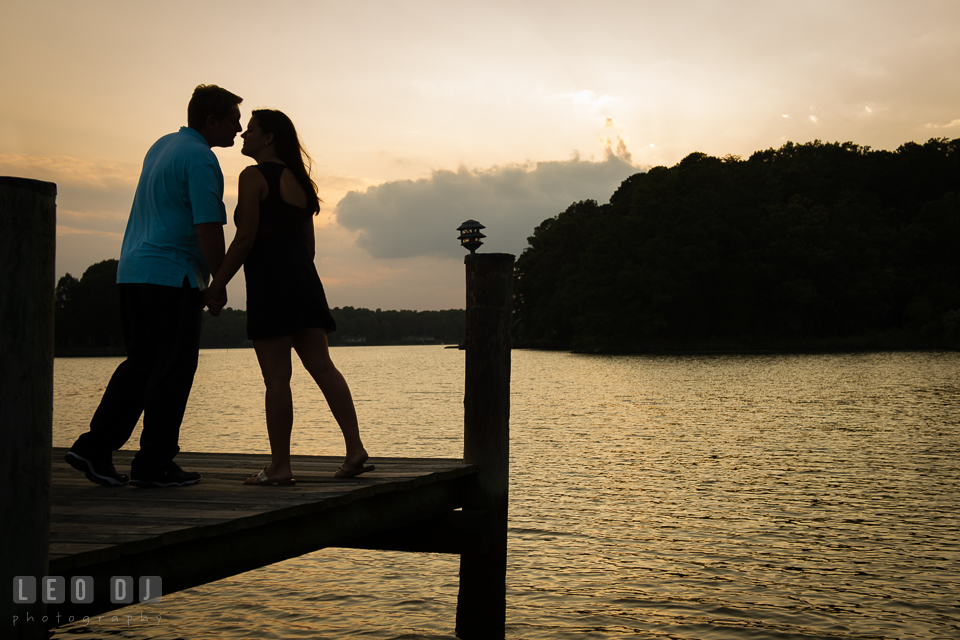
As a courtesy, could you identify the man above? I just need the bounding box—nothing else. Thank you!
[65,84,242,487]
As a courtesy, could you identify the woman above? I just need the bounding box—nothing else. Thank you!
[206,109,373,484]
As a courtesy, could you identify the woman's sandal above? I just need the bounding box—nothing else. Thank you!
[334,459,375,479]
[244,467,296,486]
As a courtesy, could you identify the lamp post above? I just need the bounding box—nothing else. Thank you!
[455,220,513,639]
[457,220,486,255]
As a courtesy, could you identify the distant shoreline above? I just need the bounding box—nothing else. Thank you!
[55,347,126,358]
[54,342,461,357]
[56,341,957,358]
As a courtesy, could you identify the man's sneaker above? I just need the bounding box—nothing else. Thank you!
[64,450,129,486]
[130,462,202,488]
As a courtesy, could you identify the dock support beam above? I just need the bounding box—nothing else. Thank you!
[457,252,514,640]
[0,177,57,640]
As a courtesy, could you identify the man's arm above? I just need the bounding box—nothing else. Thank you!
[196,222,225,278]
[196,222,227,315]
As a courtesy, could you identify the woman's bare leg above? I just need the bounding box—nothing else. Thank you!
[245,335,295,483]
[292,328,370,472]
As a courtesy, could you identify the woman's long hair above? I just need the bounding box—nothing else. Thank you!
[252,109,322,214]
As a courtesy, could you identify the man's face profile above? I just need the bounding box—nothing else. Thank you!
[208,105,243,148]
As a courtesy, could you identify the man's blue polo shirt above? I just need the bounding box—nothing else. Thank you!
[117,126,227,289]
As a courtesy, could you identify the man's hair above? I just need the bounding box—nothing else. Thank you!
[187,85,243,130]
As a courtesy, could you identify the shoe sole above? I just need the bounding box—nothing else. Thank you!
[64,452,128,486]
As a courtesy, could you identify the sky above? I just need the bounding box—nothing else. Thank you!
[2,0,959,311]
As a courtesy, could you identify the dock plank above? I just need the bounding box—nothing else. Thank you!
[47,447,478,620]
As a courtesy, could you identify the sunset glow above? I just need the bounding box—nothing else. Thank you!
[2,0,958,310]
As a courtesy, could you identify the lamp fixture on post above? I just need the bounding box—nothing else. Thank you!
[457,220,486,255]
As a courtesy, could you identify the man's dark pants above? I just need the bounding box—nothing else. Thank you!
[73,280,202,473]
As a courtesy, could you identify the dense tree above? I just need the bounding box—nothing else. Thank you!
[514,138,960,351]
[54,260,123,350]
[54,260,466,352]
[196,306,466,348]
[199,307,249,348]
[54,272,81,347]
[328,307,465,345]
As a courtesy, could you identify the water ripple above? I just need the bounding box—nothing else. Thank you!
[52,349,960,639]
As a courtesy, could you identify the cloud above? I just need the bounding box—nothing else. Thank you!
[335,144,640,260]
[0,153,138,189]
[598,117,632,164]
[556,90,616,111]
[925,118,960,130]
[0,153,137,227]
[315,225,466,310]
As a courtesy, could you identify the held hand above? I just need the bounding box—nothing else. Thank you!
[203,287,227,317]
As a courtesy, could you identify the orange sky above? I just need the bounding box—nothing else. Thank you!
[2,0,958,310]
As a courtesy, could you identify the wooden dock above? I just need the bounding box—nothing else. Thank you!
[48,447,479,620]
[2,180,514,639]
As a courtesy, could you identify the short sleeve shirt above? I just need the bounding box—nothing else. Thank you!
[116,127,227,288]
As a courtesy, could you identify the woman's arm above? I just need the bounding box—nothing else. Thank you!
[207,166,265,299]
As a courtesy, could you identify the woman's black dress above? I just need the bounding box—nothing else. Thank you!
[241,162,337,340]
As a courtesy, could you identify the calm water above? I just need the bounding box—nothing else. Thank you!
[51,347,960,639]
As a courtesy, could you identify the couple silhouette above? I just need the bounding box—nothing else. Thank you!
[66,85,373,489]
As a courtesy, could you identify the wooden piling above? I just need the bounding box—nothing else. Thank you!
[1,177,57,640]
[456,252,514,640]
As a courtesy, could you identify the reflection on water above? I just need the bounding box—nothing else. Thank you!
[53,348,960,639]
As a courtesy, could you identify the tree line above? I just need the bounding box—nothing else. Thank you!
[200,305,466,348]
[514,138,960,352]
[54,137,960,355]
[54,260,465,353]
